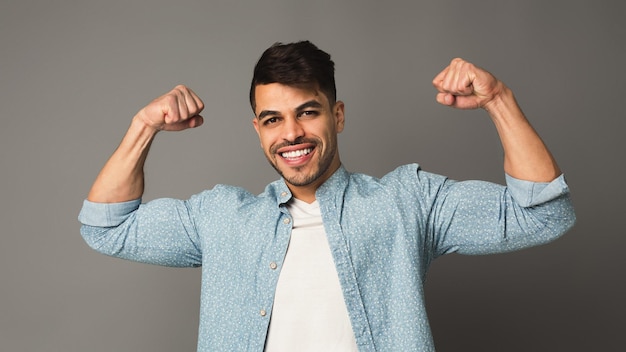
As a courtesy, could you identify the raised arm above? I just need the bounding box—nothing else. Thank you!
[87,85,204,203]
[432,59,560,182]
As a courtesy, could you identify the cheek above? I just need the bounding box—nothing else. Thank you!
[322,123,338,141]
[258,133,274,152]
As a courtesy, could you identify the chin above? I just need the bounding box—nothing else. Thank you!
[283,172,320,187]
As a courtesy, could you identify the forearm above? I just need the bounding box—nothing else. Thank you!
[433,59,562,182]
[86,85,204,203]
[485,87,561,182]
[87,116,158,203]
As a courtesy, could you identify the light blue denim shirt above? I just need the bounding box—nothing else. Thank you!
[79,164,575,351]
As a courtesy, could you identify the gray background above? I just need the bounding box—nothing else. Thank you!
[1,0,624,351]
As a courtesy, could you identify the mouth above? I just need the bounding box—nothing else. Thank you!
[275,143,316,166]
[280,147,313,160]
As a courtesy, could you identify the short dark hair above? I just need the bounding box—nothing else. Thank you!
[249,41,336,111]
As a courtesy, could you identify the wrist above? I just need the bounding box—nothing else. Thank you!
[131,113,161,138]
[483,84,513,113]
[483,85,523,125]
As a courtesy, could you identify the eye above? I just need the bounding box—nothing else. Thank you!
[299,110,319,118]
[263,116,279,126]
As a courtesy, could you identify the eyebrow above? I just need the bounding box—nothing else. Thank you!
[257,100,323,120]
[258,110,279,120]
[296,100,323,113]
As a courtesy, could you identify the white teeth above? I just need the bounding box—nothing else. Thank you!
[281,148,312,159]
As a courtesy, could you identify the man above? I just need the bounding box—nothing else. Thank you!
[79,41,575,351]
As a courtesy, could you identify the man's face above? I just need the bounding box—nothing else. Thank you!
[253,83,345,198]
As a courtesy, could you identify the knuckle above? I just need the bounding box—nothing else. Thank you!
[452,57,465,66]
[161,94,178,108]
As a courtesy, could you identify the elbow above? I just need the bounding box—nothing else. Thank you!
[80,224,106,253]
[80,224,123,256]
[558,198,577,237]
[542,195,577,243]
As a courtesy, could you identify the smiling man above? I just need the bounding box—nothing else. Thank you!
[79,41,575,351]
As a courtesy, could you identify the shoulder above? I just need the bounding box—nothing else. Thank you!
[348,163,448,189]
[187,183,279,212]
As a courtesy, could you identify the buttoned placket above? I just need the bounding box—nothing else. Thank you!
[259,190,292,322]
[317,187,376,351]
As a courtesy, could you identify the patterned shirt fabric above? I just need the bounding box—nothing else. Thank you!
[78,164,576,351]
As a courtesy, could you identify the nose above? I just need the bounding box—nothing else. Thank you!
[282,116,304,142]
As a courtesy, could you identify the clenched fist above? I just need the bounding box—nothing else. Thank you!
[432,58,506,110]
[136,85,205,132]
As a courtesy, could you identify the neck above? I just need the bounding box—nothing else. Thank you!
[287,161,341,204]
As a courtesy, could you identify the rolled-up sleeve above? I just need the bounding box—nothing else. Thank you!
[504,174,571,207]
[78,198,141,227]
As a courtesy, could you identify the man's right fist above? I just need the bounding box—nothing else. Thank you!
[137,85,204,132]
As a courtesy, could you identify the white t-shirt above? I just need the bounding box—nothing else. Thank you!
[264,199,358,352]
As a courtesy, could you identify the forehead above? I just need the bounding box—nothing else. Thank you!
[254,83,328,114]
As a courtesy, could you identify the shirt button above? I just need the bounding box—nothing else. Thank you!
[281,191,288,197]
[260,309,267,317]
[269,262,277,270]
[283,218,291,225]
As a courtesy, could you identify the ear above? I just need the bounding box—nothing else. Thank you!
[252,117,264,149]
[334,101,345,133]
[252,117,260,137]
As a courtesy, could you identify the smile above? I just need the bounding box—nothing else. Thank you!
[281,147,313,160]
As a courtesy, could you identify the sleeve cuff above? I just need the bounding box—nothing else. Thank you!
[78,198,142,227]
[505,174,570,207]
